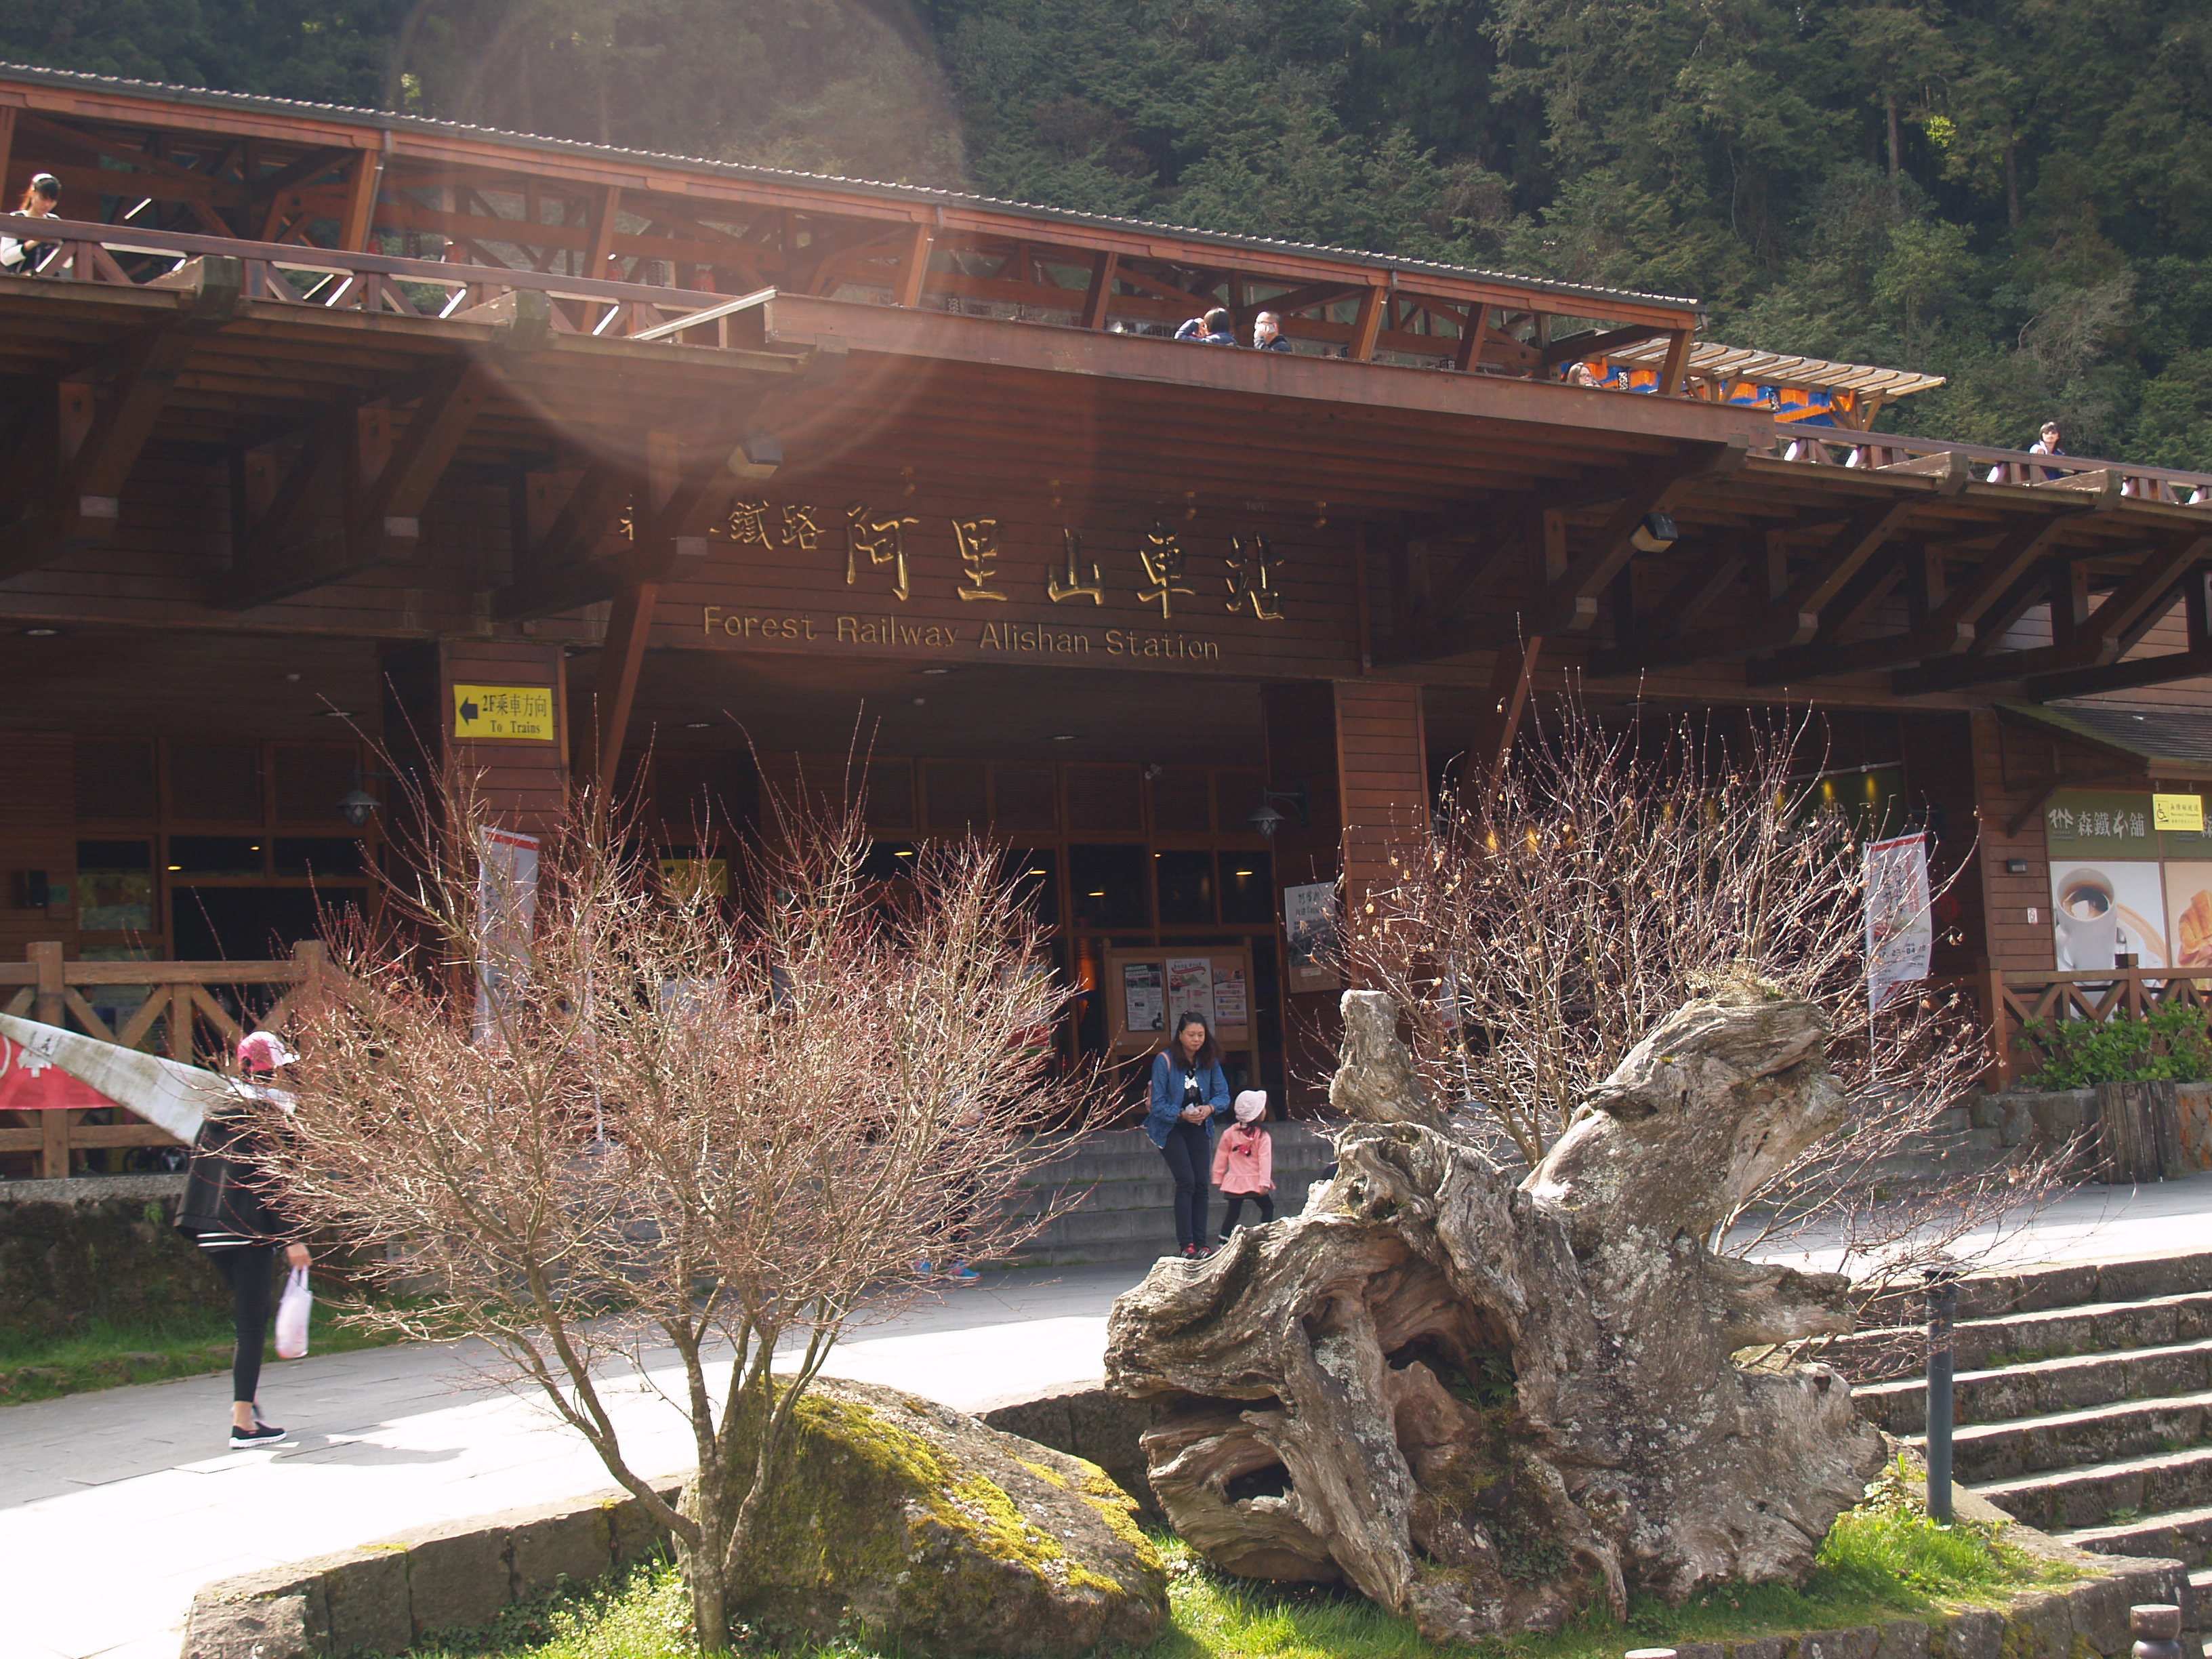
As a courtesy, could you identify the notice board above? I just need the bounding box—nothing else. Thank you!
[1102,946,1256,1057]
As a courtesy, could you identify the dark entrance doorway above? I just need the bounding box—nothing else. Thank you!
[171,886,331,962]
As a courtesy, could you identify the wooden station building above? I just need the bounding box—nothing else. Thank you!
[1,63,2210,1174]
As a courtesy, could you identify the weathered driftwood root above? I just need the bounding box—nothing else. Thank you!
[1105,987,1884,1641]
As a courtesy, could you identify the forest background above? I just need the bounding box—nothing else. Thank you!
[12,0,2209,468]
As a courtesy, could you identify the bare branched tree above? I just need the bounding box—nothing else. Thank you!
[249,766,1095,1651]
[1349,701,2068,1321]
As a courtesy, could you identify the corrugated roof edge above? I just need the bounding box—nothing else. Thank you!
[2001,701,2212,776]
[0,59,1704,319]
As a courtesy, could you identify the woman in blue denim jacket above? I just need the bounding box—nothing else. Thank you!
[1146,1011,1231,1257]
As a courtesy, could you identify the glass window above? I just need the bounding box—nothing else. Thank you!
[1069,844,1149,928]
[272,838,366,878]
[168,836,265,876]
[1155,850,1216,924]
[1219,852,1275,924]
[1003,849,1060,928]
[77,840,155,932]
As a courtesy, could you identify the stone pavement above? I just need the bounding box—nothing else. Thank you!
[12,1172,2212,1659]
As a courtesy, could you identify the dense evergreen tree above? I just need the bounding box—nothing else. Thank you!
[3,0,2208,464]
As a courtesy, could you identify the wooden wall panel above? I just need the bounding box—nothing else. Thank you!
[0,734,79,962]
[1971,710,2059,974]
[441,640,569,836]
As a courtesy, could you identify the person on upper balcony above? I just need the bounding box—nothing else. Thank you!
[2030,421,2066,480]
[1252,311,1292,352]
[1174,307,1236,346]
[1,173,62,276]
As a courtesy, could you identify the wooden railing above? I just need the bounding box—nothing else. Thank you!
[0,213,777,350]
[1778,428,2212,505]
[0,942,327,1179]
[1965,968,2212,1090]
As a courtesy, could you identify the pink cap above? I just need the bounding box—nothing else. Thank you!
[237,1031,299,1073]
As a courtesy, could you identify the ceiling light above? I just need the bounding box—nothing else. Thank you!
[1086,890,1105,897]
[1027,867,1046,876]
[1049,733,1079,742]
[167,864,182,872]
[893,848,915,858]
[728,432,783,482]
[21,627,59,637]
[321,708,356,719]
[684,721,712,730]
[1233,869,1254,877]
[920,667,952,676]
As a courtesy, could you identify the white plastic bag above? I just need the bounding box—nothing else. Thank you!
[274,1266,312,1359]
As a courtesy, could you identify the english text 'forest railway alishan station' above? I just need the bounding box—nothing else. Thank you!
[0,62,2209,1176]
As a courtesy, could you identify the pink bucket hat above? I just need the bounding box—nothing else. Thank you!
[237,1031,299,1073]
[1233,1090,1267,1123]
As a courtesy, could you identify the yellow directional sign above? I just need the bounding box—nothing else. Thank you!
[453,683,556,742]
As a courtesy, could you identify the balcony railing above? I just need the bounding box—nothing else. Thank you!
[1953,968,2212,1090]
[1778,428,2212,506]
[0,942,327,1179]
[0,213,776,350]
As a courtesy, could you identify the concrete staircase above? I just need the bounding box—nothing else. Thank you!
[1002,1124,1335,1266]
[1837,1251,2212,1632]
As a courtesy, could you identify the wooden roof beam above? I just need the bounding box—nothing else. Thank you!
[0,258,240,578]
[1896,532,2212,693]
[2027,570,2212,697]
[1534,436,1750,635]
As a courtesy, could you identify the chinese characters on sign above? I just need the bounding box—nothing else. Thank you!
[710,495,1290,618]
[452,684,556,743]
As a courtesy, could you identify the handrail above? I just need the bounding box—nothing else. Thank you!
[0,212,773,344]
[0,942,329,1177]
[1778,426,2212,500]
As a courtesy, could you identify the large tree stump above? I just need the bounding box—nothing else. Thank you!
[1105,987,1884,1641]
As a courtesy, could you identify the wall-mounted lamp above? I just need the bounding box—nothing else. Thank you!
[337,788,381,829]
[1248,784,1311,838]
[728,432,783,482]
[1629,512,1679,555]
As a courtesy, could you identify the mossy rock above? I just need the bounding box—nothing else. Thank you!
[724,1378,1168,1658]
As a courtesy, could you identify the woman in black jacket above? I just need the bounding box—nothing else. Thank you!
[176,1031,310,1449]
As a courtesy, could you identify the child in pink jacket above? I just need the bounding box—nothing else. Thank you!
[1213,1090,1275,1242]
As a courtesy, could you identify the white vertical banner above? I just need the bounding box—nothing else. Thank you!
[474,827,541,1042]
[1865,832,1933,1014]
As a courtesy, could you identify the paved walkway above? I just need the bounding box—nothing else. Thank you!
[12,1173,2212,1659]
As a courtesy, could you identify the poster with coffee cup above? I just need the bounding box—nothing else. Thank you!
[2049,861,2169,971]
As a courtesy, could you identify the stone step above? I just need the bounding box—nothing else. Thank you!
[1858,1340,2212,1435]
[1825,1290,2212,1385]
[1010,1170,1322,1223]
[1016,1125,1336,1189]
[1908,1389,2212,1484]
[1972,1443,2212,1532]
[2058,1502,2212,1568]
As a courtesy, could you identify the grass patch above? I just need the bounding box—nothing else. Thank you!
[0,1305,409,1405]
[393,1461,2073,1659]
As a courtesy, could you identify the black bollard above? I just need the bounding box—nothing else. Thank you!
[1925,1265,1960,1523]
[2130,1604,2182,1659]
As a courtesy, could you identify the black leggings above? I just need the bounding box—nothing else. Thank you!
[1220,1193,1275,1235]
[210,1245,276,1406]
[1160,1122,1212,1250]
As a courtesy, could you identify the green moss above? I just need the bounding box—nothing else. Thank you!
[1019,1458,1071,1489]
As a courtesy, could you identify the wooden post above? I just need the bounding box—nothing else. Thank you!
[588,184,623,277]
[1454,303,1490,373]
[895,224,933,308]
[169,983,193,1062]
[1982,967,2010,1090]
[34,941,70,1176]
[341,143,385,252]
[0,108,17,206]
[30,941,63,1026]
[1472,638,1542,786]
[594,581,657,787]
[1655,329,1694,396]
[1080,251,1119,331]
[1335,681,1428,978]
[1349,286,1385,362]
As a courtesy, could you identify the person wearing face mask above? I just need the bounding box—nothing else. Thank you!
[1145,1011,1231,1258]
[176,1031,312,1448]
